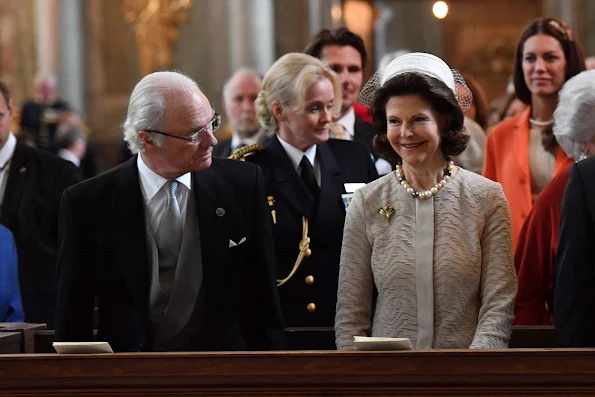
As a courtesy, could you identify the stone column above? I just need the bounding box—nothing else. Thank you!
[58,0,85,115]
[227,0,275,76]
[35,0,59,76]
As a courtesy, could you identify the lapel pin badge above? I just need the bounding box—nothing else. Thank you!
[378,205,394,222]
[20,167,26,174]
[215,207,225,217]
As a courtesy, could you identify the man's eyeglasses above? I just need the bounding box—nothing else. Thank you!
[145,112,221,144]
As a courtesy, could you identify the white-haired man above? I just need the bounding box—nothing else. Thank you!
[213,68,265,158]
[55,71,286,352]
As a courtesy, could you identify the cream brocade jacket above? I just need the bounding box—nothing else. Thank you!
[335,168,517,349]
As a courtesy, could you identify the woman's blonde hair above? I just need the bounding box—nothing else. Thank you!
[255,53,342,130]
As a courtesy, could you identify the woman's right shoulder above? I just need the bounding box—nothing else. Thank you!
[488,109,528,140]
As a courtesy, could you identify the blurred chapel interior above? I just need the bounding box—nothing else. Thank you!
[3,0,594,171]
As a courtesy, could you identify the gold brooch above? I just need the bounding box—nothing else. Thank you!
[378,206,394,222]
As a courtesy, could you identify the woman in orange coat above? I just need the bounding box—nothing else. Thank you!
[483,17,585,248]
[514,70,595,325]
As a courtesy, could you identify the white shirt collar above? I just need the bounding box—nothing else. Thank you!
[0,133,17,167]
[230,132,260,151]
[57,149,81,167]
[137,154,192,201]
[336,107,356,138]
[277,134,317,171]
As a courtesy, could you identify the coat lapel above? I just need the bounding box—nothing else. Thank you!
[513,108,531,186]
[193,166,230,288]
[110,157,151,314]
[265,136,315,218]
[316,142,344,220]
[1,144,28,228]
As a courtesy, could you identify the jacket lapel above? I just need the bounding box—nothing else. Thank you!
[513,108,531,186]
[1,144,28,228]
[193,166,230,289]
[110,157,150,314]
[265,136,315,218]
[316,142,345,219]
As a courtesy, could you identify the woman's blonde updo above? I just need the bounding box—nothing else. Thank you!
[256,53,342,130]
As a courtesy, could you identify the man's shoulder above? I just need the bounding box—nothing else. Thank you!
[210,157,259,178]
[18,144,77,172]
[213,138,232,157]
[65,161,126,200]
[326,138,369,157]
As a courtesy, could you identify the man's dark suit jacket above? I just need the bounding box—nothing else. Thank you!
[213,135,271,159]
[354,116,375,155]
[555,157,595,347]
[0,144,79,326]
[55,156,286,352]
[212,138,233,158]
[246,136,378,337]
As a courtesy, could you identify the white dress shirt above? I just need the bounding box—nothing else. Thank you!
[58,149,81,167]
[137,155,192,236]
[230,132,260,153]
[336,108,356,141]
[0,132,17,210]
[277,135,321,186]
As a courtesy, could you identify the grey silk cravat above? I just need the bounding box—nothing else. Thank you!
[155,180,182,299]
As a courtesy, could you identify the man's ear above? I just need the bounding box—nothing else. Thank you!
[272,101,285,121]
[7,98,13,116]
[138,130,156,150]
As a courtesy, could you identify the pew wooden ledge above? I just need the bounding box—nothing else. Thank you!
[1,349,595,396]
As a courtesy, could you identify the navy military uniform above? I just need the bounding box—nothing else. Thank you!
[244,135,378,349]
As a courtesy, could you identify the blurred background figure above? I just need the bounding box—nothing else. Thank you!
[213,68,266,157]
[463,74,489,130]
[19,73,68,152]
[55,127,87,169]
[483,17,585,249]
[0,224,23,322]
[515,69,595,326]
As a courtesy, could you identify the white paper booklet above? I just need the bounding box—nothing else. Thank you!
[53,342,114,354]
[353,336,412,351]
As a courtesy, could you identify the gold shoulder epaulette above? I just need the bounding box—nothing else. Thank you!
[228,143,262,161]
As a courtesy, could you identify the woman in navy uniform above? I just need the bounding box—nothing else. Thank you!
[241,53,378,349]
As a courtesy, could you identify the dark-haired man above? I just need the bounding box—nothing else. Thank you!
[305,28,393,175]
[0,81,80,326]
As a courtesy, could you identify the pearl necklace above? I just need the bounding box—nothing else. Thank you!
[395,158,454,200]
[529,118,554,127]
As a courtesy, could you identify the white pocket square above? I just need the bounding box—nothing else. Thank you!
[229,237,247,248]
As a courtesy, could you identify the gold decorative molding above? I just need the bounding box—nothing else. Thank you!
[121,0,192,76]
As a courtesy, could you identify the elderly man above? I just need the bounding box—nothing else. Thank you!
[55,71,285,352]
[213,68,265,158]
[305,28,394,175]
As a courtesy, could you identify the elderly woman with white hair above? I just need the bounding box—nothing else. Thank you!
[335,53,517,350]
[514,70,595,326]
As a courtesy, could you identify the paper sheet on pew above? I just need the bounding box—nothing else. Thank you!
[353,336,412,351]
[53,342,114,354]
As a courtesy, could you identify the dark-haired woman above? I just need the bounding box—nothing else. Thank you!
[335,53,517,350]
[483,17,585,248]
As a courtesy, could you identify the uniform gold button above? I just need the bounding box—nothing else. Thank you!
[305,275,314,285]
[304,248,312,257]
[307,303,316,312]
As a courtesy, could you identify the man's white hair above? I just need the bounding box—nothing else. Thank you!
[122,71,200,154]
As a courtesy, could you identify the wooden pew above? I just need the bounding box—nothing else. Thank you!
[1,349,595,395]
[0,332,21,354]
[22,325,559,353]
[0,323,46,353]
